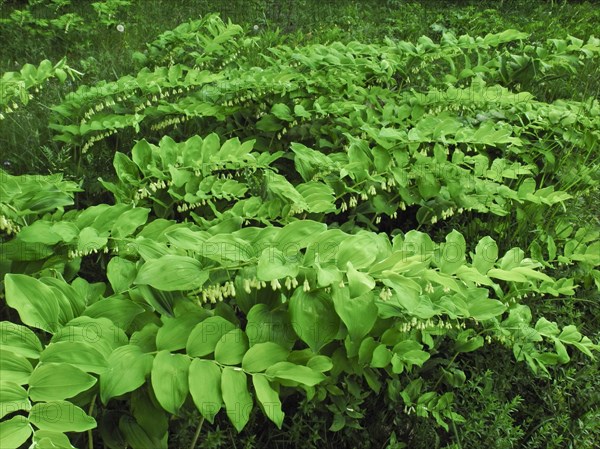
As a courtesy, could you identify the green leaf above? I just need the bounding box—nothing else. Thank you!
[466,289,507,321]
[246,304,296,350]
[186,316,236,357]
[0,240,54,261]
[200,133,221,164]
[0,415,32,449]
[202,235,254,264]
[498,248,525,270]
[5,274,61,333]
[553,338,570,363]
[417,172,441,199]
[188,359,222,424]
[29,401,96,432]
[0,349,33,385]
[252,374,284,428]
[289,289,339,352]
[380,273,431,318]
[51,316,127,359]
[511,267,553,282]
[265,362,325,386]
[156,313,209,352]
[256,114,283,132]
[242,342,290,373]
[455,266,494,286]
[454,330,485,353]
[113,152,140,184]
[77,227,108,253]
[332,287,377,341]
[558,325,583,344]
[135,255,208,291]
[131,139,153,172]
[291,143,333,181]
[130,323,159,353]
[436,230,466,275]
[274,220,327,253]
[221,367,253,432]
[346,262,376,297]
[39,342,108,374]
[106,257,138,294]
[111,208,149,238]
[472,236,498,274]
[135,285,176,316]
[100,345,153,405]
[31,430,76,449]
[487,268,529,283]
[118,415,167,449]
[124,390,166,442]
[151,351,190,415]
[306,355,333,372]
[83,296,144,330]
[28,363,96,402]
[336,234,378,270]
[358,337,379,365]
[40,278,84,323]
[370,345,392,368]
[165,228,208,251]
[0,321,43,359]
[297,181,336,213]
[0,382,30,419]
[329,413,346,432]
[17,221,64,245]
[271,103,293,121]
[393,341,430,367]
[316,263,343,287]
[118,415,165,449]
[214,329,249,365]
[293,104,311,118]
[535,318,560,337]
[256,248,299,281]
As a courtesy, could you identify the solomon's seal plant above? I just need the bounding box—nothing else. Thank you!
[1,13,598,449]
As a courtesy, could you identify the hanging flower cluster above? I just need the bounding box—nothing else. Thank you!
[199,281,236,304]
[0,215,21,235]
[241,275,300,294]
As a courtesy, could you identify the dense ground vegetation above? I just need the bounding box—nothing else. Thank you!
[1,1,599,448]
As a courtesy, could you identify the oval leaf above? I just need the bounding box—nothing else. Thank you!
[0,349,33,385]
[135,255,208,291]
[252,374,284,429]
[40,342,107,374]
[289,289,339,352]
[242,342,290,373]
[264,362,325,386]
[221,367,252,432]
[0,382,30,419]
[214,329,249,366]
[0,415,32,449]
[100,345,153,405]
[186,316,236,357]
[5,274,61,333]
[29,401,96,432]
[188,359,222,424]
[332,287,377,342]
[0,321,43,359]
[28,363,96,402]
[151,351,190,415]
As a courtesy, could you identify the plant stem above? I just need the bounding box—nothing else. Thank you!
[451,419,463,449]
[88,394,97,449]
[189,416,205,449]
